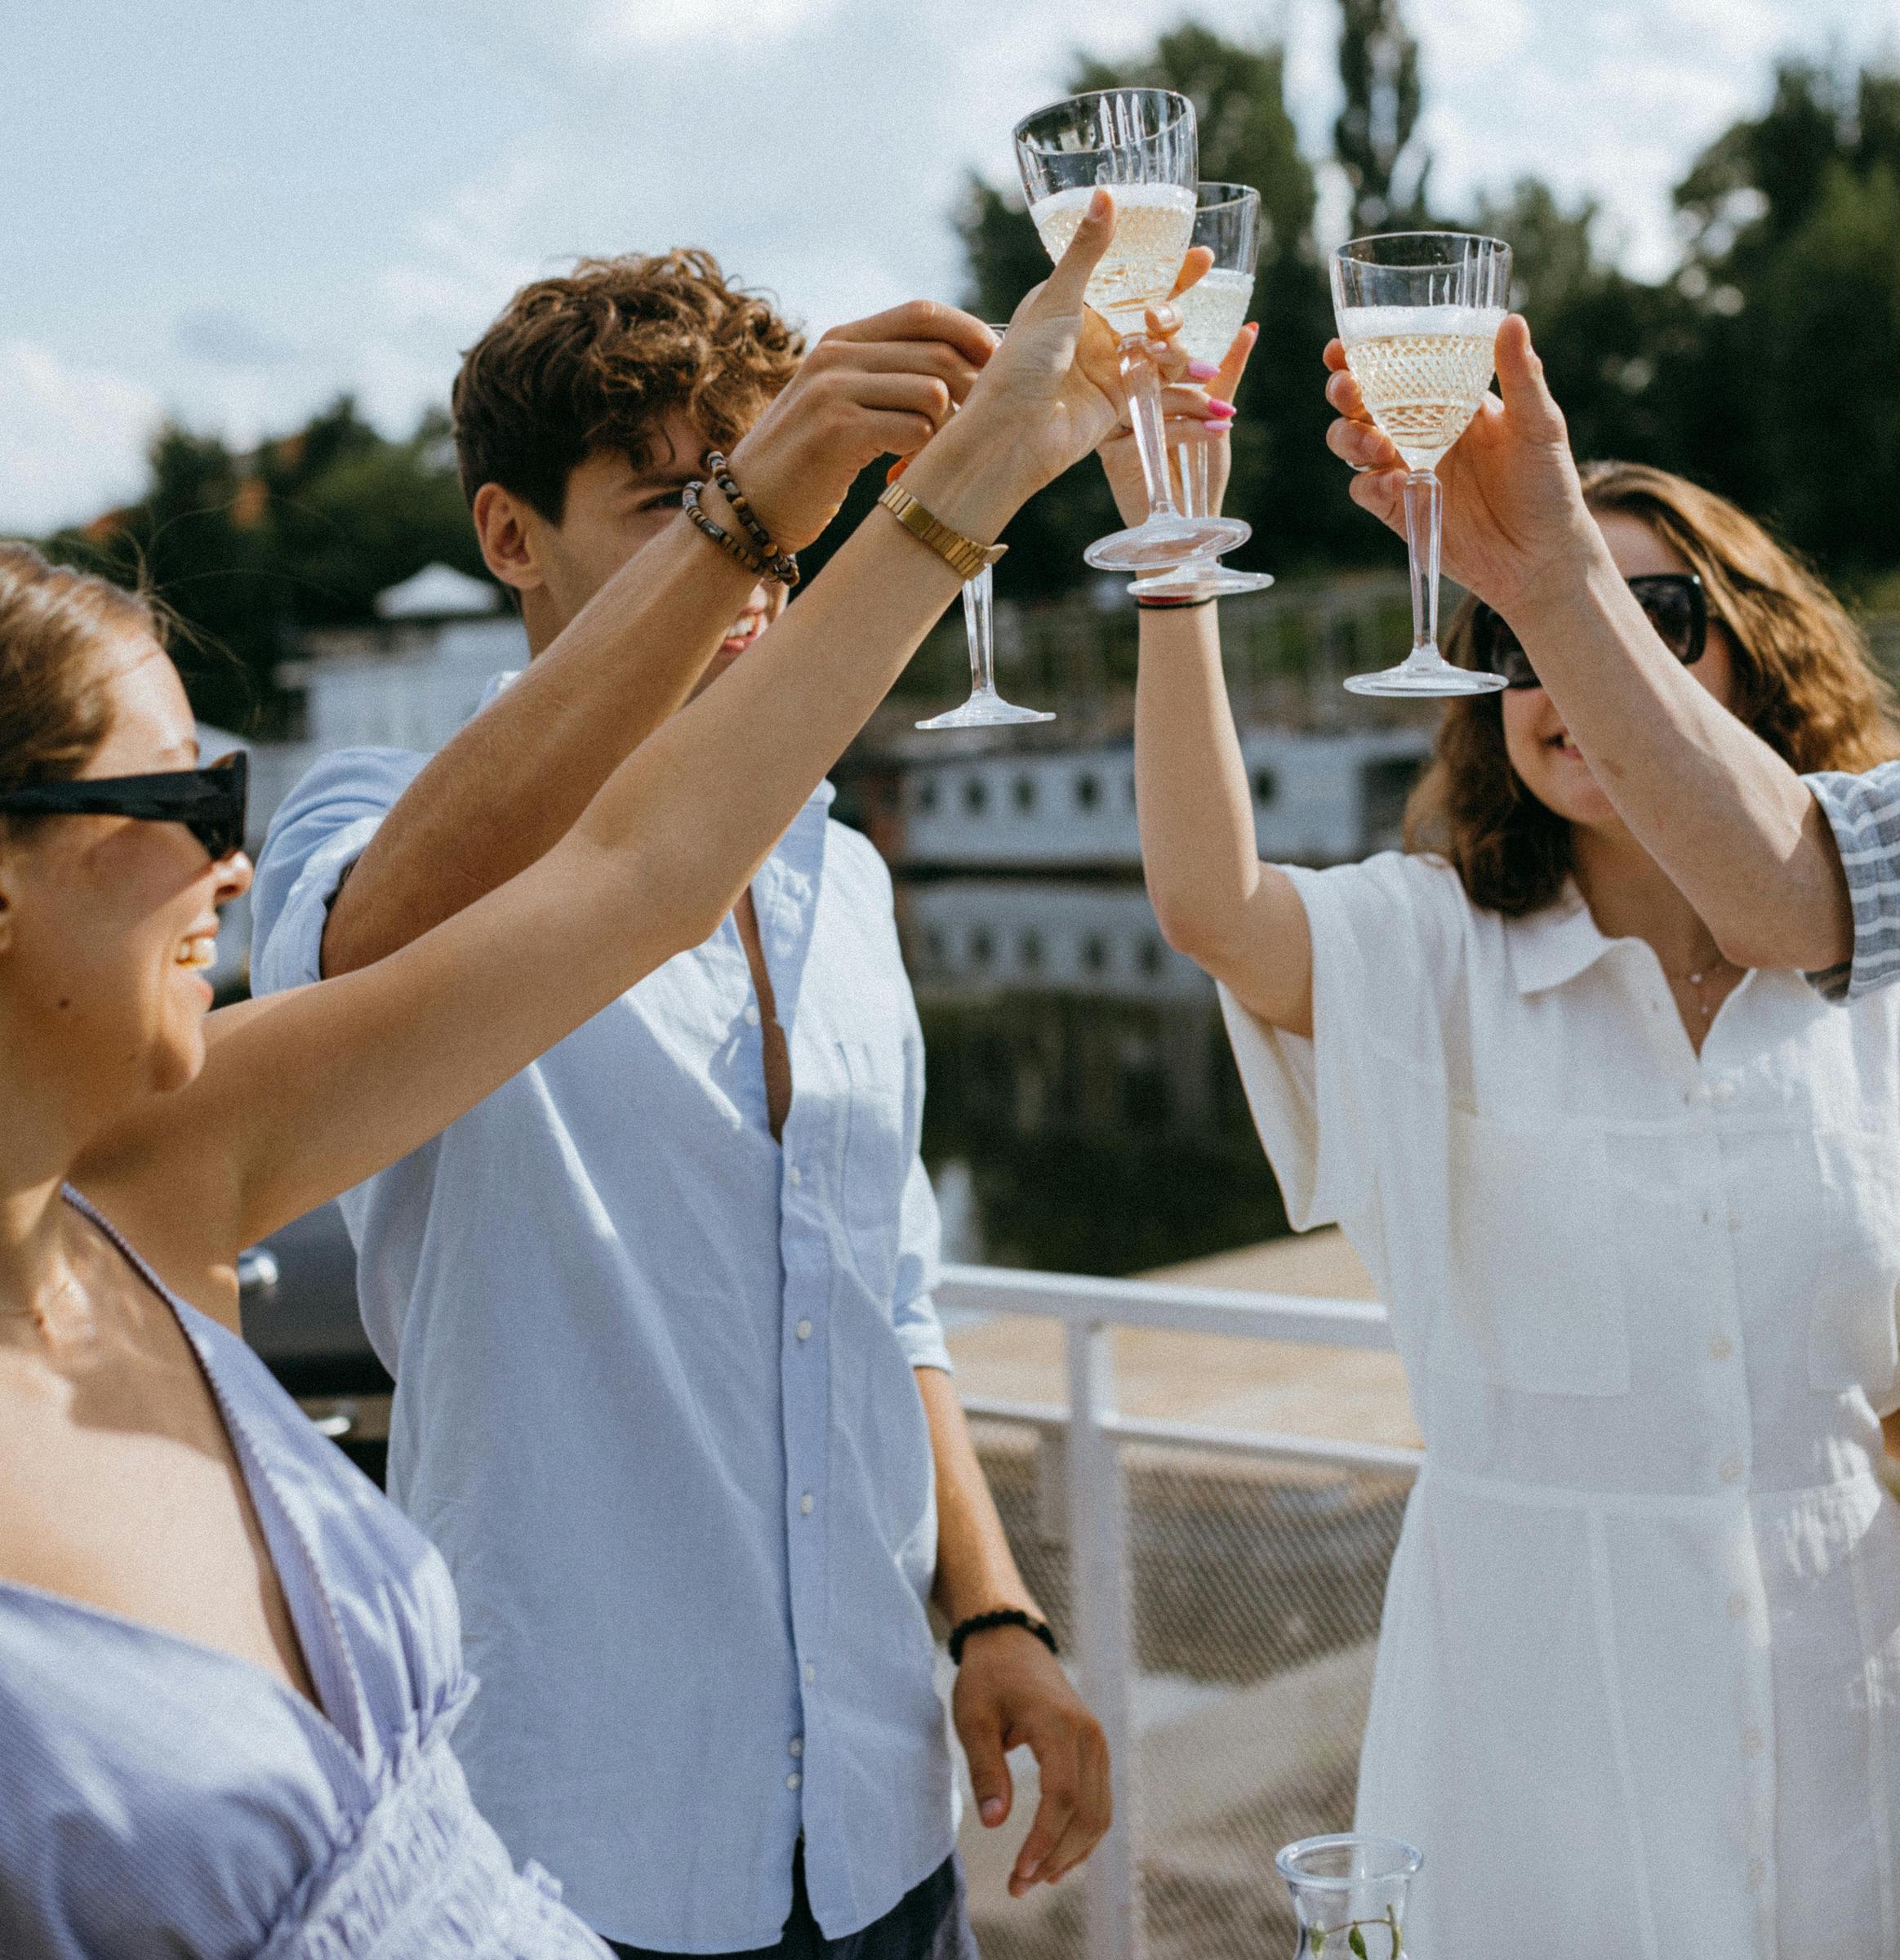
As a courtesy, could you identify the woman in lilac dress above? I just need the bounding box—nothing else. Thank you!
[0,194,1190,1958]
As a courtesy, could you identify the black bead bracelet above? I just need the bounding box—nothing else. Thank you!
[947,1607,1059,1666]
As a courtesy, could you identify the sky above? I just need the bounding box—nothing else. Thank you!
[2,0,1893,532]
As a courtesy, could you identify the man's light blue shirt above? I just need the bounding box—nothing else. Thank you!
[250,693,956,1952]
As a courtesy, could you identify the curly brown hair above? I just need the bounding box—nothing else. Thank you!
[1403,461,1900,916]
[451,250,806,523]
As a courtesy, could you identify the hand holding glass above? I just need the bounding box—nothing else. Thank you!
[1331,232,1512,696]
[1131,181,1274,600]
[1014,89,1250,572]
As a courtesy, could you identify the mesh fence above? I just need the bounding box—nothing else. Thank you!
[952,1421,1413,1960]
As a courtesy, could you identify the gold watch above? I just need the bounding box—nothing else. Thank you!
[876,483,1008,581]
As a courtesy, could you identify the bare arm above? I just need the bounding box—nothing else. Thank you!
[1101,321,1316,1031]
[1324,319,1852,973]
[321,304,998,978]
[78,193,1151,1309]
[919,1368,1110,1896]
[1133,604,1313,1032]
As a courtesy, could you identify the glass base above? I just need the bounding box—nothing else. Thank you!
[1130,558,1276,599]
[916,688,1056,730]
[1344,652,1506,698]
[1083,511,1250,572]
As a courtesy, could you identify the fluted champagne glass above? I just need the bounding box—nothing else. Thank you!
[1331,232,1512,696]
[916,327,1055,731]
[1013,89,1250,572]
[1131,181,1275,599]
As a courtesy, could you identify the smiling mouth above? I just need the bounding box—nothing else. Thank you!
[175,935,217,971]
[720,613,768,654]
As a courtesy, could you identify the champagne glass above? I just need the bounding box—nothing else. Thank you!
[1130,181,1275,600]
[1014,89,1250,572]
[916,327,1055,731]
[1331,232,1512,696]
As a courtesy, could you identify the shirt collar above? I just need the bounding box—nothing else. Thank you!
[477,670,837,818]
[1505,880,1621,996]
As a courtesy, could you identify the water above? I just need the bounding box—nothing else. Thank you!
[1176,268,1257,366]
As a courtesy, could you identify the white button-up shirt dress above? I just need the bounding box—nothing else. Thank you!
[1220,851,1900,1960]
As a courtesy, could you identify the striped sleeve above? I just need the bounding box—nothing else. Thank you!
[1804,764,1900,1001]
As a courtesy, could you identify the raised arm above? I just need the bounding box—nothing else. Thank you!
[1098,324,1316,1031]
[319,304,997,978]
[80,194,1159,1310]
[1324,317,1852,975]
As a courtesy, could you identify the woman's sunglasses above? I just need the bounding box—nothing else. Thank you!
[1473,573,1707,689]
[0,750,249,862]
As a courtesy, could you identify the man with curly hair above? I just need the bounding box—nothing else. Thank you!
[250,252,1111,1959]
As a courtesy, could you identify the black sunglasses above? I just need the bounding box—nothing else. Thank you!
[0,750,249,862]
[1473,573,1707,689]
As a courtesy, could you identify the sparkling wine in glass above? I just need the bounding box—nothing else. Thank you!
[916,327,1055,732]
[1131,181,1275,601]
[1331,232,1512,696]
[1014,89,1250,572]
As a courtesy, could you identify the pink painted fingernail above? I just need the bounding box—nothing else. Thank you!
[981,1798,1004,1824]
[1187,359,1221,381]
[1208,396,1235,412]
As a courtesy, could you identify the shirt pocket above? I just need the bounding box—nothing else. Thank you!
[1809,1128,1900,1395]
[1430,1107,1633,1396]
[835,1038,908,1298]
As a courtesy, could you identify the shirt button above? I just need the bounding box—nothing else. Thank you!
[1728,1591,1750,1620]
[1742,1727,1764,1758]
[795,1319,813,1342]
[1720,1457,1744,1485]
[799,1492,815,1515]
[745,1004,761,1027]
[804,1663,816,1685]
[1711,1080,1738,1104]
[786,1771,802,1791]
[789,1737,804,1758]
[1709,1336,1734,1361]
[787,1165,803,1187]
[1685,1085,1711,1107]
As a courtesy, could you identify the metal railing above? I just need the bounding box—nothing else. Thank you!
[936,1263,1421,1960]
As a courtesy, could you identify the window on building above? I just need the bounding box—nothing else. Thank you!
[963,776,989,815]
[1013,774,1036,813]
[1075,772,1101,812]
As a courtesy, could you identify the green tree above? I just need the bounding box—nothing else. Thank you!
[1670,60,1900,577]
[1333,0,1428,236]
[42,399,491,735]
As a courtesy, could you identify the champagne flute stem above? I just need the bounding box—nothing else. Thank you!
[1184,440,1211,519]
[1401,470,1444,656]
[961,564,994,695]
[1119,338,1181,519]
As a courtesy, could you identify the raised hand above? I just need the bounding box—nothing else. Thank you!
[1099,310,1257,530]
[1323,314,1602,621]
[729,302,997,550]
[958,188,1194,496]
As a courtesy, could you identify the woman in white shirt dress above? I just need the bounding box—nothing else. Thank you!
[1134,423,1900,1949]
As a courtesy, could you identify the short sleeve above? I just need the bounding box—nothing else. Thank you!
[1218,852,1467,1236]
[1803,765,1900,1002]
[250,747,429,996]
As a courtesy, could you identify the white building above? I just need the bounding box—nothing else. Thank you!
[275,563,525,758]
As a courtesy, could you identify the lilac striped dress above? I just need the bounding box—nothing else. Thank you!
[0,1189,611,1960]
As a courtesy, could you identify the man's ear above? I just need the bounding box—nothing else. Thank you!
[471,483,548,597]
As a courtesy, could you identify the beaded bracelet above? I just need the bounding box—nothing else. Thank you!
[704,451,801,588]
[682,479,769,577]
[947,1607,1059,1667]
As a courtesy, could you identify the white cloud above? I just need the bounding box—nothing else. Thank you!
[0,341,162,534]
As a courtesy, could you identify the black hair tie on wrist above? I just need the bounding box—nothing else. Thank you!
[948,1608,1059,1666]
[1134,594,1217,611]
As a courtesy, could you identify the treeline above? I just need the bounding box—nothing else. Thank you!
[34,5,1900,733]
